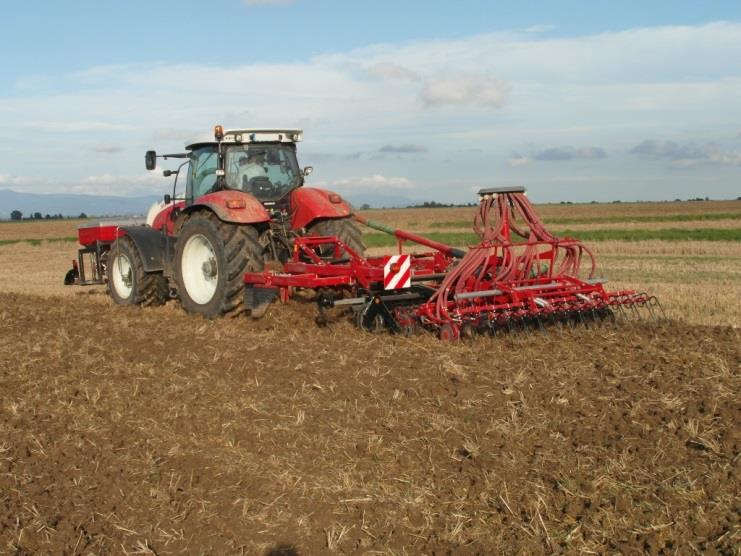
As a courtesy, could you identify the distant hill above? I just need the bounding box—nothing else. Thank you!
[0,189,160,219]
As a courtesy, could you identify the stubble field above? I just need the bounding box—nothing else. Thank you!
[0,200,739,554]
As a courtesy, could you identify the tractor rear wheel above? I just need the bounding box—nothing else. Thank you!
[174,212,264,317]
[308,217,366,257]
[108,236,168,307]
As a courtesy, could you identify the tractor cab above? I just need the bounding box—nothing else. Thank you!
[183,128,311,208]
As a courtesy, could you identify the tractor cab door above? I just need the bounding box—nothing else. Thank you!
[185,146,219,204]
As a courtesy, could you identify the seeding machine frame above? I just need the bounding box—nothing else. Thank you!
[243,187,664,340]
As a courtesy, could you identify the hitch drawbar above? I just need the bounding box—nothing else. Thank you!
[243,234,452,318]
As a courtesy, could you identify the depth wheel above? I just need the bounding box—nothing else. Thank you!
[439,323,461,343]
[175,212,264,317]
[108,236,168,307]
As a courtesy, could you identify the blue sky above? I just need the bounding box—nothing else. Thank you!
[1,0,740,204]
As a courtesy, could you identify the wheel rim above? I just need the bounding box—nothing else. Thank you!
[181,233,218,305]
[111,252,133,299]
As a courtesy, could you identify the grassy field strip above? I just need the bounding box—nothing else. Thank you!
[363,228,741,247]
[426,218,741,233]
[0,237,77,246]
[6,225,741,248]
[427,212,741,229]
[0,219,87,241]
[360,200,741,227]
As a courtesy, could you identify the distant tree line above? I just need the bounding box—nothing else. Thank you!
[9,210,87,221]
[404,201,478,209]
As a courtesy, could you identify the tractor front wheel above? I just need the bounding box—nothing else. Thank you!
[174,212,264,317]
[108,236,168,307]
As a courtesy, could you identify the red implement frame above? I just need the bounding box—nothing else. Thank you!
[245,188,662,339]
[244,235,451,301]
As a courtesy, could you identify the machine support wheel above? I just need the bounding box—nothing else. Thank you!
[108,236,168,307]
[174,211,264,317]
[308,217,366,257]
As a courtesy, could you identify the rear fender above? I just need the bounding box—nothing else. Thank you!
[151,201,185,235]
[290,187,353,230]
[119,226,171,273]
[189,190,271,225]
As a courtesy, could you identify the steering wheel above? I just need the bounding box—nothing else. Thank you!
[248,176,274,197]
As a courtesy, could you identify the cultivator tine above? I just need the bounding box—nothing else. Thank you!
[577,310,589,329]
[535,315,547,336]
[651,296,666,321]
[506,316,516,335]
[628,301,641,320]
[550,314,564,336]
[616,303,628,322]
[604,307,618,328]
[568,312,578,329]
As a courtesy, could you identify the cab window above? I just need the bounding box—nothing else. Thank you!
[187,146,218,200]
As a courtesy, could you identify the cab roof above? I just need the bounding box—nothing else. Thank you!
[185,128,303,150]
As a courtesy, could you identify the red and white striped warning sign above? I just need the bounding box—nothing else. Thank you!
[383,254,411,290]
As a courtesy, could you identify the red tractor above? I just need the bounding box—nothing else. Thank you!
[102,125,364,317]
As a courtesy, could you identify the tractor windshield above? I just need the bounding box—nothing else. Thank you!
[225,144,301,202]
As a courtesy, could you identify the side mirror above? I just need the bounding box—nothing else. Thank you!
[302,166,314,177]
[163,194,172,204]
[145,150,157,171]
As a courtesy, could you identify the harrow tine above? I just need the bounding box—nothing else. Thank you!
[648,295,666,321]
[605,307,618,328]
[551,314,564,336]
[590,307,602,328]
[535,315,547,336]
[628,301,641,320]
[577,310,588,329]
[644,297,657,321]
[506,317,516,336]
[616,303,628,322]
[565,311,577,329]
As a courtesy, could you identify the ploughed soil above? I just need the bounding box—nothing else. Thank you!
[0,291,738,555]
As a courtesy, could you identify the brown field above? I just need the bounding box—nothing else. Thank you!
[0,219,87,242]
[0,203,739,554]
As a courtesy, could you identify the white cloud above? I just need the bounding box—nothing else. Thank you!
[88,144,125,154]
[630,139,741,167]
[420,74,510,108]
[75,172,166,195]
[378,144,428,153]
[330,174,414,190]
[0,174,37,186]
[366,62,420,82]
[534,146,608,161]
[13,121,135,133]
[523,24,556,34]
[508,153,530,167]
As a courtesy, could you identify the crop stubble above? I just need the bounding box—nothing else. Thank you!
[0,293,738,554]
